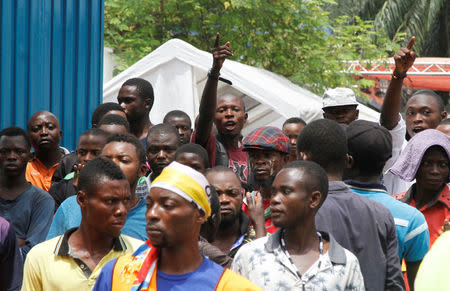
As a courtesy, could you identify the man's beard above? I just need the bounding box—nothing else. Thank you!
[219,210,240,230]
[253,175,276,189]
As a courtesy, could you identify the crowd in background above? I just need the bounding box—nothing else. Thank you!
[1,35,449,291]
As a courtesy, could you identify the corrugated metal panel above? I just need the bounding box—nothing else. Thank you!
[0,0,104,150]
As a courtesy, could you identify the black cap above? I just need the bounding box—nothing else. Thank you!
[347,120,392,166]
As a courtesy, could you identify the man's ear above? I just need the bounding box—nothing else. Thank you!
[139,163,147,178]
[297,151,311,161]
[196,209,208,225]
[144,98,153,112]
[77,190,88,208]
[355,109,359,120]
[309,191,322,209]
[244,112,248,124]
[441,111,448,121]
[346,154,354,169]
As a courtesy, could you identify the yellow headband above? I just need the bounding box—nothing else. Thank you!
[150,162,211,217]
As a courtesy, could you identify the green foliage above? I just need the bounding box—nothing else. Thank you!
[104,0,401,94]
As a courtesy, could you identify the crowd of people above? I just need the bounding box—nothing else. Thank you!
[0,34,449,291]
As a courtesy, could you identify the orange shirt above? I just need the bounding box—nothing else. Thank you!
[395,184,450,246]
[25,159,59,191]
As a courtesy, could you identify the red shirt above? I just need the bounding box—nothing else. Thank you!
[192,132,248,185]
[394,184,450,246]
[242,198,278,234]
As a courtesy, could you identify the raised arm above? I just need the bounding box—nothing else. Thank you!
[380,37,416,130]
[195,33,233,146]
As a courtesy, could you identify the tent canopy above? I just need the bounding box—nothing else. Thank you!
[103,39,379,135]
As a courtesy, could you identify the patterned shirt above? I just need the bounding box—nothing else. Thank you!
[232,230,365,291]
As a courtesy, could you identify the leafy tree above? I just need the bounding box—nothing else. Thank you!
[326,0,449,57]
[104,0,400,94]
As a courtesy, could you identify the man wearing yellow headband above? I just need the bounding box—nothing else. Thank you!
[93,161,260,290]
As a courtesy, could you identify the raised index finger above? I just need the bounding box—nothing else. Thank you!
[214,32,220,48]
[407,36,415,50]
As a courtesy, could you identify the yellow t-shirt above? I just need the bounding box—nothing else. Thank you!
[22,233,143,291]
[414,231,450,291]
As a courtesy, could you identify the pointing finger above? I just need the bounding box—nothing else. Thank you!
[214,32,220,48]
[407,36,415,50]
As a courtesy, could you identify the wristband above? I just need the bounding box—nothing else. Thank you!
[207,69,220,80]
[392,71,406,80]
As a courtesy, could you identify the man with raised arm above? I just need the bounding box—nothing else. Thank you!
[193,33,249,188]
[380,37,448,195]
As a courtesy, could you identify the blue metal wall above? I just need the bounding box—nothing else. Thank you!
[0,0,104,150]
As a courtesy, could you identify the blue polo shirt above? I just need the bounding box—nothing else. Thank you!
[346,180,429,262]
[46,195,147,241]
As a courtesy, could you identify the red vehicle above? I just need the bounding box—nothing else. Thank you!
[348,58,450,109]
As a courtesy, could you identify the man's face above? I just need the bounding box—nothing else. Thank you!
[176,152,206,174]
[405,95,446,138]
[214,95,247,136]
[76,134,107,166]
[101,142,142,188]
[28,112,62,151]
[248,149,286,189]
[282,123,305,160]
[0,136,31,177]
[323,105,359,125]
[99,124,128,135]
[117,85,148,122]
[145,187,204,248]
[416,147,449,193]
[166,116,192,145]
[437,124,450,136]
[146,132,179,176]
[206,171,242,227]
[271,168,316,228]
[83,178,131,237]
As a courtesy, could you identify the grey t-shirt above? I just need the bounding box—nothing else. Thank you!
[316,181,405,291]
[0,185,54,256]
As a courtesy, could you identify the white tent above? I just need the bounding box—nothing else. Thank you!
[103,39,380,135]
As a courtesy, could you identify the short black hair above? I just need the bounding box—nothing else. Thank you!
[206,165,240,181]
[98,114,130,132]
[0,126,31,149]
[284,160,329,206]
[105,133,146,164]
[91,102,124,127]
[283,117,307,127]
[163,110,192,127]
[78,128,110,143]
[146,123,180,148]
[440,118,450,125]
[175,144,209,169]
[122,78,154,108]
[78,156,126,195]
[409,89,446,112]
[297,119,347,174]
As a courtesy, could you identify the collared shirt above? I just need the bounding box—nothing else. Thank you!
[22,228,143,291]
[0,185,54,257]
[26,158,59,191]
[231,230,365,291]
[315,181,405,291]
[394,184,450,246]
[228,211,256,256]
[346,180,429,262]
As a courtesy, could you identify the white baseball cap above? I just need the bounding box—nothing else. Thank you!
[322,88,358,109]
